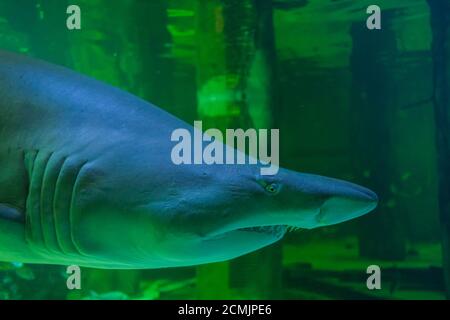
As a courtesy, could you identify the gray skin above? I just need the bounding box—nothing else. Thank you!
[0,51,378,269]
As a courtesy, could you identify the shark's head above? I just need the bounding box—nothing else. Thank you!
[74,147,377,268]
[129,164,378,267]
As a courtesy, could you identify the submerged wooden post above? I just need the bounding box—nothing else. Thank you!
[228,0,282,299]
[350,12,407,260]
[194,0,232,299]
[427,0,450,299]
[195,0,280,299]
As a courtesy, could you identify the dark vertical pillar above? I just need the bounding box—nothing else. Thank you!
[350,12,406,260]
[229,0,282,300]
[427,0,450,299]
[194,0,233,299]
[130,0,173,107]
[195,0,281,299]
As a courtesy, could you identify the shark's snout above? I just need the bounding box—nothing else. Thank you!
[277,171,378,229]
[316,179,378,226]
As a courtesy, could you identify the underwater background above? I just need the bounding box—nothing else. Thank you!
[0,0,448,300]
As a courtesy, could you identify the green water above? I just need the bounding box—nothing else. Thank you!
[0,0,447,299]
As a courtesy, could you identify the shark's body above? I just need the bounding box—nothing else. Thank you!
[0,51,377,269]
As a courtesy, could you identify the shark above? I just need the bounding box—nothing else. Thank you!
[0,51,377,269]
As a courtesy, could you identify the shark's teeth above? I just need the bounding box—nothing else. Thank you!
[286,226,302,233]
[240,225,287,237]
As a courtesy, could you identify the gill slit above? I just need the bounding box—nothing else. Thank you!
[69,160,90,257]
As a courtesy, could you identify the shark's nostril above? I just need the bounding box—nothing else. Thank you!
[315,207,325,224]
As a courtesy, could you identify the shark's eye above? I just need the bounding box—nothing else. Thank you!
[265,183,280,194]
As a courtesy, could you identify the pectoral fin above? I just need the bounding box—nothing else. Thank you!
[0,204,24,222]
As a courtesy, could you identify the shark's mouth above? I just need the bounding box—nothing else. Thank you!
[238,225,287,238]
[210,224,288,240]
